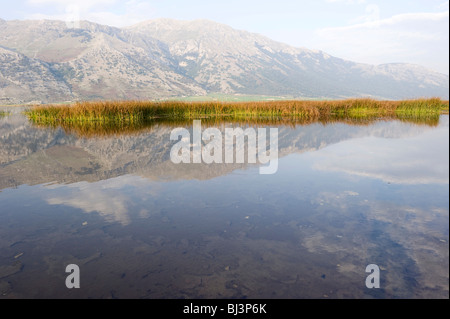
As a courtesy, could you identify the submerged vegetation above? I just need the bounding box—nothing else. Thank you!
[26,98,447,137]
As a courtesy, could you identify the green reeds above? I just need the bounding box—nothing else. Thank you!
[26,98,447,127]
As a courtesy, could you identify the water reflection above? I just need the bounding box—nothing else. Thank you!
[310,116,449,185]
[0,111,448,299]
[31,114,441,139]
[0,112,444,188]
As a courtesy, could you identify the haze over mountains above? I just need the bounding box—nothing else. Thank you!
[0,18,448,104]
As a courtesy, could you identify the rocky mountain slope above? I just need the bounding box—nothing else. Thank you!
[0,18,448,104]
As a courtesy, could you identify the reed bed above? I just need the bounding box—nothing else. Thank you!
[26,98,448,126]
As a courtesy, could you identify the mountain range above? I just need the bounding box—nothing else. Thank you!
[0,18,448,104]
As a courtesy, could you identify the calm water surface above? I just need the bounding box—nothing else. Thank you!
[0,108,448,299]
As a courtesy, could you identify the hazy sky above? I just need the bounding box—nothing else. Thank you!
[1,0,449,74]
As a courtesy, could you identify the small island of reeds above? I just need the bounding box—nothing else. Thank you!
[26,98,449,126]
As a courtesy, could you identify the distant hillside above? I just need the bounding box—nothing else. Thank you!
[0,18,448,104]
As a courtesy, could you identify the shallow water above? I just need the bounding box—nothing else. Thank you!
[0,109,448,299]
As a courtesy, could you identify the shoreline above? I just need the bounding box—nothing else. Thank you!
[25,98,449,124]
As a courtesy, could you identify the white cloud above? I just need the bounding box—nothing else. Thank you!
[25,0,156,27]
[87,0,156,27]
[327,10,450,30]
[438,1,449,9]
[47,183,132,225]
[27,0,116,8]
[348,3,380,24]
[325,0,366,4]
[45,175,157,225]
[313,10,449,73]
[310,123,449,185]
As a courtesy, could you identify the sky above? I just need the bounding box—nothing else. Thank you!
[1,0,449,74]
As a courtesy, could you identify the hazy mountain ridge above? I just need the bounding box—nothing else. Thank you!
[0,18,448,104]
[0,46,73,104]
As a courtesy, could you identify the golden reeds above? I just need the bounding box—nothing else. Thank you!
[26,98,448,134]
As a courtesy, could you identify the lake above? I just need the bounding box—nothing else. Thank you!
[0,107,448,299]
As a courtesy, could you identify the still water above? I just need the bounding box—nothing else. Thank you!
[0,108,448,299]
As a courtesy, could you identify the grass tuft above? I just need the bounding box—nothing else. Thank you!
[0,111,11,117]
